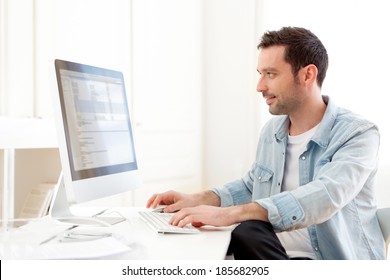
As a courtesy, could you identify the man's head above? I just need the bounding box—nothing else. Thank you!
[258,27,328,88]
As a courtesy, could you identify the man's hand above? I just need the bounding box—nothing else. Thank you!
[146,190,220,213]
[169,205,236,227]
[169,202,269,228]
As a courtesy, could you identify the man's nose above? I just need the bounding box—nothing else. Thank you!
[256,76,267,93]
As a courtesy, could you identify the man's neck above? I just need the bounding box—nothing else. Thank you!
[288,95,326,136]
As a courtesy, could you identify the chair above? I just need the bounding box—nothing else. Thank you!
[377,207,390,257]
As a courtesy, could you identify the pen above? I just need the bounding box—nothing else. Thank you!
[93,209,108,217]
[59,233,111,243]
[39,225,78,245]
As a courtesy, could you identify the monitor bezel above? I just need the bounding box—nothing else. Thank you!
[50,59,141,203]
[54,59,138,181]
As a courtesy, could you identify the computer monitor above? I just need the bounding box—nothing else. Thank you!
[48,59,141,225]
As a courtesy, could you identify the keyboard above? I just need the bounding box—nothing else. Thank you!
[138,211,200,234]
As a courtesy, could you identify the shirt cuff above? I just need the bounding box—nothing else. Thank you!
[211,188,234,207]
[257,192,305,231]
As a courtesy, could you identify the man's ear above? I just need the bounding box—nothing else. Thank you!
[302,64,318,86]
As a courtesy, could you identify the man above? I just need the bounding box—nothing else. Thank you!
[146,27,386,259]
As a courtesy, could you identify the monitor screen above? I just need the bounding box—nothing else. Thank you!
[50,59,140,206]
[57,61,137,180]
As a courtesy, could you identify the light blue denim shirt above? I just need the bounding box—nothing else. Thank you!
[213,96,386,259]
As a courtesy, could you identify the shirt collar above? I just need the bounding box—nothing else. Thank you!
[274,95,338,148]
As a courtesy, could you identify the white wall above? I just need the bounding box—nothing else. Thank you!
[0,0,132,118]
[131,0,203,205]
[35,0,133,118]
[201,0,262,188]
[0,0,35,116]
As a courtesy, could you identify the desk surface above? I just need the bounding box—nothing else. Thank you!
[0,207,232,260]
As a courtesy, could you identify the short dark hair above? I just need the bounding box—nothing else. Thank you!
[258,27,328,87]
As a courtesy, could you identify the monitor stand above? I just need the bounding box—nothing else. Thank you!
[48,174,125,226]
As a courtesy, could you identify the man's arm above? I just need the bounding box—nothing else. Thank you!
[170,202,269,228]
[146,190,221,213]
[147,189,268,227]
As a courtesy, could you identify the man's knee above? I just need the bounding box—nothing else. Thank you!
[230,220,288,260]
[232,220,274,243]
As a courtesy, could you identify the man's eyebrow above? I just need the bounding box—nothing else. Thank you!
[257,67,278,73]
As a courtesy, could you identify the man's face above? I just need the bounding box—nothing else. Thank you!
[256,46,304,116]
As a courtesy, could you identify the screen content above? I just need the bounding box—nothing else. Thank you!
[59,68,136,179]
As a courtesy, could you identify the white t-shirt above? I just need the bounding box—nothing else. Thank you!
[276,124,319,259]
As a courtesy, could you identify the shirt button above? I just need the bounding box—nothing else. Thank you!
[258,176,262,180]
[314,247,319,251]
[301,156,306,160]
[292,216,297,220]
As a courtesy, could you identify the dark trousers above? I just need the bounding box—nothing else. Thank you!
[228,220,311,260]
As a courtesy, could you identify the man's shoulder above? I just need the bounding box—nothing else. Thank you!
[325,106,379,146]
[334,107,377,130]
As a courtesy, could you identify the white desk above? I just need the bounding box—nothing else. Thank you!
[0,207,232,260]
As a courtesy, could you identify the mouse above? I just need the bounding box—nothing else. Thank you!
[151,205,167,213]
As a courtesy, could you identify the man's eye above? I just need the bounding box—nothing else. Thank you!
[267,72,275,78]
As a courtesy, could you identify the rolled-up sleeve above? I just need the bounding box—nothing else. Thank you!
[212,163,258,207]
[257,192,305,230]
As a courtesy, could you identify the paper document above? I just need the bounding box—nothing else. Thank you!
[0,237,132,260]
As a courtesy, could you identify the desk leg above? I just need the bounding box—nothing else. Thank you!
[2,148,15,231]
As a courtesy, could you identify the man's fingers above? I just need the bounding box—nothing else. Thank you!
[146,194,158,208]
[164,201,183,213]
[146,193,165,209]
